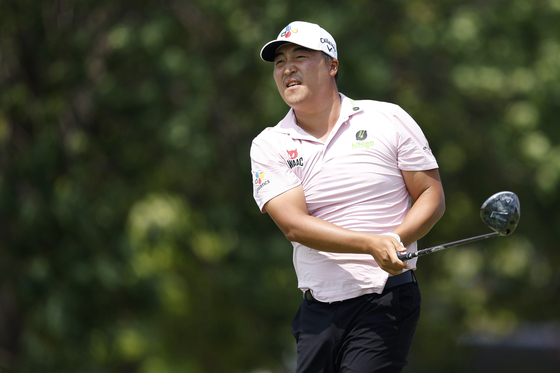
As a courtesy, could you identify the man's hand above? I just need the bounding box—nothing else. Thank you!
[368,234,410,276]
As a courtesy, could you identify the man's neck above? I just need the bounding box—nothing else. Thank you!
[293,92,342,143]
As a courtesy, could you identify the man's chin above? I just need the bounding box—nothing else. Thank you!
[281,92,308,108]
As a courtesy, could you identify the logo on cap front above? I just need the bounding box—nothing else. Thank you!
[281,25,299,38]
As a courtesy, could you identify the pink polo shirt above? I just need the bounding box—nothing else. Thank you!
[250,94,438,302]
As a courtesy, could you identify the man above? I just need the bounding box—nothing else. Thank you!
[250,21,445,372]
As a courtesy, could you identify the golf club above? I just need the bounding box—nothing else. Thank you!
[397,191,521,261]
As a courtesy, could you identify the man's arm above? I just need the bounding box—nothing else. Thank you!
[264,185,409,275]
[394,169,446,247]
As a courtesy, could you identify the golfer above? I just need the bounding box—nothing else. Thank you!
[250,21,445,372]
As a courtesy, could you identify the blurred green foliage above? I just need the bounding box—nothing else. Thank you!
[1,0,559,372]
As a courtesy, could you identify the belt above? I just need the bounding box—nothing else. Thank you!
[386,270,417,289]
[304,270,417,303]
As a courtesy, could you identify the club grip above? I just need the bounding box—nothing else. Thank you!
[397,251,413,261]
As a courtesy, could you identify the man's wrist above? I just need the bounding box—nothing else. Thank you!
[382,232,403,246]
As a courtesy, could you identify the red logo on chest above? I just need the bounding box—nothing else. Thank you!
[287,149,298,159]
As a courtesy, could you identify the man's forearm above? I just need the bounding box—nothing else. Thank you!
[282,213,377,255]
[279,213,410,275]
[265,185,409,275]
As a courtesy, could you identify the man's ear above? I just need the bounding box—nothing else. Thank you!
[330,58,339,77]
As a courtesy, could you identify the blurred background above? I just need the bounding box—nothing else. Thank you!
[1,0,560,372]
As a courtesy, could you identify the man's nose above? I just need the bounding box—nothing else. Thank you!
[283,62,296,75]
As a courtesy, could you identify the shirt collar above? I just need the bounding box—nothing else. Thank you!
[274,93,364,140]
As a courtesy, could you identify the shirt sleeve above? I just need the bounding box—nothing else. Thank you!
[250,130,301,213]
[391,105,439,171]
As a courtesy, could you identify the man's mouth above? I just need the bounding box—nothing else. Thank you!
[285,79,301,88]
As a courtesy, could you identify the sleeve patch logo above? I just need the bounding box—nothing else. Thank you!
[254,172,265,184]
[254,172,270,193]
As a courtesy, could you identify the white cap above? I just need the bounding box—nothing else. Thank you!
[260,21,338,62]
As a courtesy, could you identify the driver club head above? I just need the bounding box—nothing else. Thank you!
[480,191,521,236]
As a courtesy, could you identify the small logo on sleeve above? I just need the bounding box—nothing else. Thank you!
[254,172,265,184]
[254,172,270,193]
[286,149,304,169]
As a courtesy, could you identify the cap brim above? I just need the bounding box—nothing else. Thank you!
[260,40,290,62]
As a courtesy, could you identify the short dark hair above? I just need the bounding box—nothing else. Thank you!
[323,53,338,84]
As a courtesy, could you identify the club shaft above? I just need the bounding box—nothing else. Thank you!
[397,231,500,261]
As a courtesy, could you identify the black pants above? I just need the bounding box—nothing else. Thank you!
[291,282,421,373]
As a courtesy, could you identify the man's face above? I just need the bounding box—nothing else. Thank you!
[273,44,336,109]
